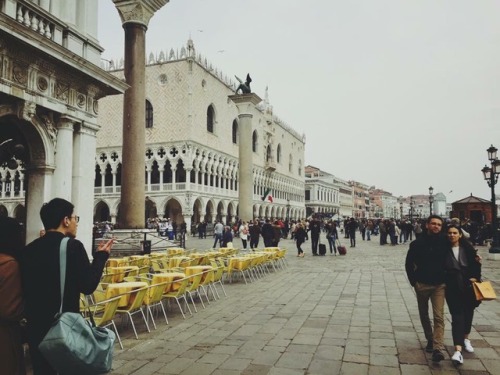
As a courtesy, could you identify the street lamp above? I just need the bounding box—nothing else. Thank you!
[428,186,434,215]
[286,198,291,222]
[399,196,403,220]
[409,197,414,222]
[482,145,500,253]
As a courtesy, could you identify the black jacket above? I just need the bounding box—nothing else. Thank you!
[21,231,108,345]
[405,232,448,286]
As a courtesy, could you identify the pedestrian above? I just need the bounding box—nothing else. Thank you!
[213,220,224,248]
[359,220,366,240]
[21,198,114,375]
[308,216,321,255]
[326,220,338,255]
[248,219,261,250]
[0,217,26,375]
[239,221,249,249]
[366,219,373,241]
[444,224,482,366]
[261,219,274,248]
[347,217,357,247]
[405,215,448,363]
[294,223,307,257]
[221,226,233,248]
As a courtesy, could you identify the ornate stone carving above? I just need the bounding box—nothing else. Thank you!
[93,100,98,115]
[12,64,27,85]
[17,101,36,122]
[76,93,86,108]
[112,0,170,27]
[55,81,69,103]
[40,113,58,150]
[37,76,48,92]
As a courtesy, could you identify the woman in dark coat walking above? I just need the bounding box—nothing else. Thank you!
[444,224,482,366]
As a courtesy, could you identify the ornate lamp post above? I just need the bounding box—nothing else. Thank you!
[399,196,403,220]
[286,198,291,222]
[482,145,500,253]
[409,197,414,222]
[428,186,434,215]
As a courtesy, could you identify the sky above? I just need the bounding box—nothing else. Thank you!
[97,0,500,203]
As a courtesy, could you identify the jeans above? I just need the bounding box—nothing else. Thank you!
[327,235,336,253]
[414,282,446,351]
[213,233,222,248]
[366,230,371,240]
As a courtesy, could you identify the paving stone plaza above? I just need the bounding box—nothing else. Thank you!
[109,235,500,375]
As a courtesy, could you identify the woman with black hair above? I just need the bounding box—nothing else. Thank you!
[0,217,26,375]
[444,224,482,366]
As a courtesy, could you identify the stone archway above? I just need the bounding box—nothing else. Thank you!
[164,198,183,225]
[192,198,203,224]
[94,201,111,222]
[205,200,215,223]
[13,204,26,223]
[0,205,7,217]
[216,201,224,224]
[145,197,157,221]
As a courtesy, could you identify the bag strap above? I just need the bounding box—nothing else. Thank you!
[58,237,70,314]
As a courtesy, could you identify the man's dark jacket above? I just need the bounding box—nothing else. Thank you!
[405,232,447,286]
[21,231,109,346]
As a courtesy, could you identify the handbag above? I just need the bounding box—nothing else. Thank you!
[472,280,497,301]
[39,237,116,374]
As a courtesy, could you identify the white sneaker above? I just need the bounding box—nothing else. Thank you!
[452,351,463,365]
[464,339,474,353]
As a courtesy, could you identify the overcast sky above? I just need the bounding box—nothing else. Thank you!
[97,0,500,203]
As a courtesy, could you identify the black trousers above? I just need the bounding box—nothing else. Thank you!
[311,235,319,254]
[446,285,476,346]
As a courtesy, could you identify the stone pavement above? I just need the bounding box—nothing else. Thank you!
[110,233,500,375]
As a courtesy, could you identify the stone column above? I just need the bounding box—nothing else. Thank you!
[183,214,192,236]
[113,0,169,228]
[25,165,54,244]
[52,117,74,200]
[228,93,262,222]
[72,122,99,255]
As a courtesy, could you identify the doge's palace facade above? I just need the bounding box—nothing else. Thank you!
[95,40,306,231]
[0,0,127,247]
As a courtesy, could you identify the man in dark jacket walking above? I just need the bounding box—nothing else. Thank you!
[405,215,448,362]
[308,216,321,255]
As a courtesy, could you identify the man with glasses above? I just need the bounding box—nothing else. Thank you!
[21,198,114,375]
[405,215,448,363]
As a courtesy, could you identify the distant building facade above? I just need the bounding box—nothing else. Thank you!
[94,41,306,231]
[304,165,340,218]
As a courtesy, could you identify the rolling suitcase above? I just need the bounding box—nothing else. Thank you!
[336,239,347,255]
[319,243,327,256]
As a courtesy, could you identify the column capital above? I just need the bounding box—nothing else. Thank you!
[228,93,263,116]
[112,0,170,27]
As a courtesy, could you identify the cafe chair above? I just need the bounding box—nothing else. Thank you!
[164,277,192,319]
[184,273,205,312]
[88,296,123,349]
[209,259,227,297]
[115,287,150,339]
[143,281,171,329]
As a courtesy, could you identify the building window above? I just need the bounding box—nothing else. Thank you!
[298,159,302,176]
[145,99,153,128]
[232,120,238,144]
[277,144,281,163]
[207,105,215,133]
[305,190,310,201]
[252,130,258,152]
[289,154,293,172]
